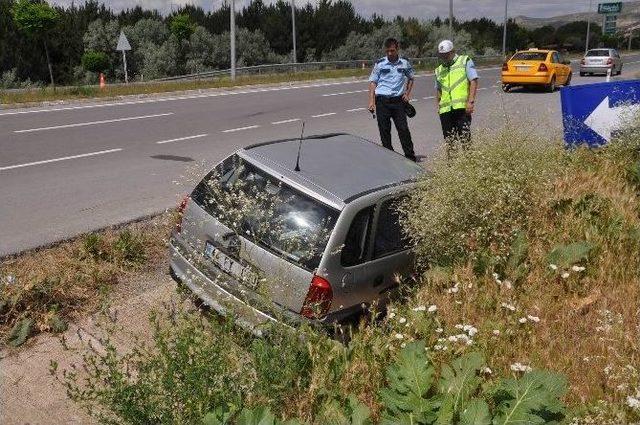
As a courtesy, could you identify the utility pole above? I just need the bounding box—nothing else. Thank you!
[291,0,297,64]
[585,0,593,53]
[230,0,236,80]
[449,0,454,38]
[502,0,508,57]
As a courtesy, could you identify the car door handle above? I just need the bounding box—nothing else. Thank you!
[373,275,384,287]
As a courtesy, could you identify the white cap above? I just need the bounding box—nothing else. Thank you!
[438,40,454,54]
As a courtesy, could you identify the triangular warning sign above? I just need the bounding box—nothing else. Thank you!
[116,31,131,51]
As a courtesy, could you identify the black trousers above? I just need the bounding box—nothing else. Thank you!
[375,96,416,160]
[440,108,472,150]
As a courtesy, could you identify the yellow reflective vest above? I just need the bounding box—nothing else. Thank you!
[436,55,470,114]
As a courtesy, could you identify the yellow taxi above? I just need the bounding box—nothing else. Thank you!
[501,49,572,92]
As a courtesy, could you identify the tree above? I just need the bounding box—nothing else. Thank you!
[170,13,195,41]
[11,0,59,86]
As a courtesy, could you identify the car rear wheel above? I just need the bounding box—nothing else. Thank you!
[547,76,556,93]
[579,71,585,77]
[618,66,622,76]
[502,84,511,93]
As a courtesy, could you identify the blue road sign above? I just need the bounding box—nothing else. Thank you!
[561,79,640,147]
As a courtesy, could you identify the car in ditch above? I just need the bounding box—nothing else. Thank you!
[168,133,424,333]
[580,48,623,76]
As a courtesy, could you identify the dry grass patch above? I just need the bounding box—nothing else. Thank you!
[0,214,173,347]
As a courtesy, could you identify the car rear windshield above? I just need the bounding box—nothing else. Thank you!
[586,50,610,57]
[512,52,548,61]
[191,154,339,271]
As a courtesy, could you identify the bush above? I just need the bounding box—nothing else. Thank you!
[402,126,564,271]
[81,51,110,73]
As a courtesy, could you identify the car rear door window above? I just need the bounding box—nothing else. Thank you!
[512,52,547,61]
[341,206,374,267]
[373,197,410,258]
[552,52,559,63]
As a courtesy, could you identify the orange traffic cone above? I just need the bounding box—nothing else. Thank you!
[99,73,106,89]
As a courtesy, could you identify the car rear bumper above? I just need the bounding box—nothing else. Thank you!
[501,73,552,85]
[169,238,301,334]
[580,65,614,74]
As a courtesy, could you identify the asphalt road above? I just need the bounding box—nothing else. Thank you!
[2,56,640,257]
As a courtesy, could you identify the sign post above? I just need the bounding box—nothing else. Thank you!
[116,30,132,84]
[561,80,640,147]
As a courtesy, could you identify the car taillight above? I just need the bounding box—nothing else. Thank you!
[301,275,333,319]
[502,62,509,71]
[175,195,189,233]
[538,63,548,72]
[607,58,613,66]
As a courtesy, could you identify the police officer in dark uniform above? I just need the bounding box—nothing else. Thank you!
[367,38,417,162]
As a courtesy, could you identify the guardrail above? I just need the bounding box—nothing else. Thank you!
[154,56,504,82]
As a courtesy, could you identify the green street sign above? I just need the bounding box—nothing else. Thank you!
[598,2,623,14]
[604,21,617,35]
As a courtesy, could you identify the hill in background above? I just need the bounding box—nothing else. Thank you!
[514,0,640,32]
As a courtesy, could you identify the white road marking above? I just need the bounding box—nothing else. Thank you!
[14,112,174,133]
[423,96,435,100]
[478,87,488,91]
[410,98,418,102]
[0,66,508,116]
[311,112,337,118]
[222,125,259,133]
[271,118,301,125]
[322,89,368,97]
[156,133,209,144]
[0,148,122,171]
[347,107,367,112]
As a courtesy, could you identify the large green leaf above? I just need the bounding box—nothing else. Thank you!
[546,242,592,268]
[460,399,491,425]
[492,370,567,425]
[438,352,485,412]
[379,341,438,423]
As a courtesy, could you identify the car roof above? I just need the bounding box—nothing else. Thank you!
[518,49,553,54]
[239,133,424,210]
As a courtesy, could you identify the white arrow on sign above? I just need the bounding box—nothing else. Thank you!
[585,96,640,142]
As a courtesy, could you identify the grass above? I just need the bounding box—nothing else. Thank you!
[0,214,173,347]
[45,120,640,424]
[0,57,503,106]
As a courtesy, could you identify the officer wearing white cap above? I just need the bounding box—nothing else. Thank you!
[367,37,417,162]
[434,39,479,153]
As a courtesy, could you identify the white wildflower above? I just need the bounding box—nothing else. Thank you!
[571,265,586,272]
[503,280,513,290]
[527,315,540,323]
[549,264,558,271]
[412,305,427,312]
[435,328,444,333]
[510,362,532,373]
[481,367,493,375]
[455,324,464,330]
[400,342,406,348]
[492,329,501,336]
[428,305,438,313]
[627,395,640,409]
[561,272,570,279]
[399,317,407,324]
[448,335,458,343]
[501,302,516,312]
[388,312,396,319]
[394,333,404,340]
[519,317,528,324]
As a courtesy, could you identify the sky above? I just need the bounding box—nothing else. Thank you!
[49,0,602,21]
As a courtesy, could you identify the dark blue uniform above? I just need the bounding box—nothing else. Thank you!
[369,56,416,161]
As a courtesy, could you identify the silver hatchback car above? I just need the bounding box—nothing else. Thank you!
[168,133,423,332]
[580,48,623,76]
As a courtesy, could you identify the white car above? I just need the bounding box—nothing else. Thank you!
[580,48,623,76]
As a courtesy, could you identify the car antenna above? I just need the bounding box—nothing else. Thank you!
[294,121,305,172]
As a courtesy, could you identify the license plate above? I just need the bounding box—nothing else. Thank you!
[204,241,259,288]
[516,66,529,71]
